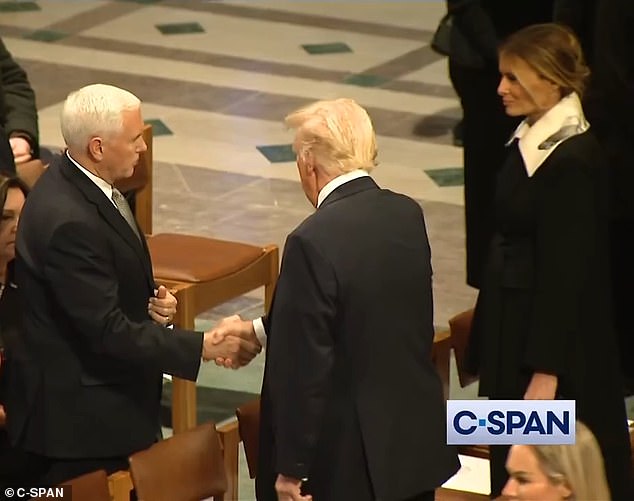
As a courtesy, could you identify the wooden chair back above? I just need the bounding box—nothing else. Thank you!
[236,398,261,479]
[128,421,227,501]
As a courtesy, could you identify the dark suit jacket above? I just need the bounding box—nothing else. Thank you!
[9,155,202,458]
[0,37,38,161]
[257,177,459,501]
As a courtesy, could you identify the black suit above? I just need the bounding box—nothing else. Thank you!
[256,177,459,501]
[9,155,202,484]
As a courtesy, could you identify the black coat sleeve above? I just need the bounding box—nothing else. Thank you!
[0,38,38,150]
[44,219,202,381]
[266,233,337,480]
[524,155,597,376]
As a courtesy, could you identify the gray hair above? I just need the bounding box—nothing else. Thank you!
[61,84,141,150]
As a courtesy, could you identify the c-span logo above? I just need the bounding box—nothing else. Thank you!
[447,400,575,445]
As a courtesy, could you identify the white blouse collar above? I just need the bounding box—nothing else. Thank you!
[507,92,589,177]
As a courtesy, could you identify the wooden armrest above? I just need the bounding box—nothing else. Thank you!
[107,470,133,501]
[217,418,240,501]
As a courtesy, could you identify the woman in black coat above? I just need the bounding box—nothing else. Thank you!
[447,0,554,288]
[466,24,632,499]
[0,173,30,488]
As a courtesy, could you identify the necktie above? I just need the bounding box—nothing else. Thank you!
[112,188,141,242]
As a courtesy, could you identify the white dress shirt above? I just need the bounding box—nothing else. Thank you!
[66,151,116,207]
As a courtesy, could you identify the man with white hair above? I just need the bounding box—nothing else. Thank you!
[8,84,260,485]
[213,98,459,501]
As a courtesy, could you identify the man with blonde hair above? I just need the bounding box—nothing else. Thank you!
[10,84,260,486]
[214,98,459,500]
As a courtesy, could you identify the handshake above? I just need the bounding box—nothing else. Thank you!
[202,315,262,369]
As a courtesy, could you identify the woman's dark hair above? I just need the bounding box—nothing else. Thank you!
[0,171,29,210]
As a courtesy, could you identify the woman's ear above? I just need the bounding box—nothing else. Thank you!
[556,480,573,500]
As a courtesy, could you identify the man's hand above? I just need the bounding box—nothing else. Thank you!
[275,474,312,501]
[524,372,558,400]
[210,314,261,368]
[202,327,261,368]
[10,137,32,164]
[148,285,177,326]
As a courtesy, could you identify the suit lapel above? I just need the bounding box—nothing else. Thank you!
[59,156,154,286]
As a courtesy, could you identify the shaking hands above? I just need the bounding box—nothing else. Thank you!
[202,314,262,369]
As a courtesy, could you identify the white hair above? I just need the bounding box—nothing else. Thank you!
[61,84,141,150]
[285,98,378,176]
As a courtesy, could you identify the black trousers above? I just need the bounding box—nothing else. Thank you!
[403,491,434,501]
[488,444,510,499]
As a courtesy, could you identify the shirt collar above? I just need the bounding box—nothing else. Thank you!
[507,92,589,177]
[66,151,115,205]
[317,169,370,208]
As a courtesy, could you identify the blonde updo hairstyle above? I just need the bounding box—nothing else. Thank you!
[499,23,590,98]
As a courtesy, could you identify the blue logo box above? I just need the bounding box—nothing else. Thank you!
[447,400,576,445]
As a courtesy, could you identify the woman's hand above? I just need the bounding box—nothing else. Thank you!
[524,372,558,400]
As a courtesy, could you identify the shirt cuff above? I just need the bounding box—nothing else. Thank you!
[163,324,175,381]
[253,317,267,348]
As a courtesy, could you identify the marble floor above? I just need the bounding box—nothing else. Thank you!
[4,1,629,498]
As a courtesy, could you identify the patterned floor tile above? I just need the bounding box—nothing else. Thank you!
[0,1,39,12]
[156,21,205,35]
[426,167,464,187]
[24,29,67,42]
[301,42,352,55]
[145,118,173,136]
[343,73,389,87]
[256,144,295,163]
[160,383,258,426]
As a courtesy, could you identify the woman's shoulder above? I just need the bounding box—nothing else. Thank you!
[541,130,604,173]
[532,132,605,191]
[550,130,602,159]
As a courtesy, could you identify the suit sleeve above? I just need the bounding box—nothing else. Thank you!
[0,39,38,148]
[43,220,202,381]
[267,233,337,480]
[524,157,597,375]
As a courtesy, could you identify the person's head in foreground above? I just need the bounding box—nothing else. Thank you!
[0,172,28,268]
[60,83,147,185]
[497,23,590,124]
[284,98,377,207]
[503,421,610,500]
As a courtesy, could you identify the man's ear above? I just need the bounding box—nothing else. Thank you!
[88,137,103,161]
[306,160,316,176]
